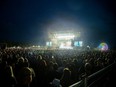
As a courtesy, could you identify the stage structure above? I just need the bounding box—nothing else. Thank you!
[46,31,83,49]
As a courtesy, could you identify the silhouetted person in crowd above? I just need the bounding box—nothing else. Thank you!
[0,65,17,87]
[60,68,72,87]
[16,67,34,87]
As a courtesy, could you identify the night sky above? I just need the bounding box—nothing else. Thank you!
[0,0,116,47]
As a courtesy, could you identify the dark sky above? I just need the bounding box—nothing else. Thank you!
[0,0,116,46]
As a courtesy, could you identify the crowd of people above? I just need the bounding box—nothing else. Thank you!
[0,48,116,87]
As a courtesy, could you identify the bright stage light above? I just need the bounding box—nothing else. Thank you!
[59,45,73,49]
[57,35,75,39]
[59,41,73,49]
[55,34,75,40]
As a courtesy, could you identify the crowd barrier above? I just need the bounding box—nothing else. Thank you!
[69,61,116,87]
